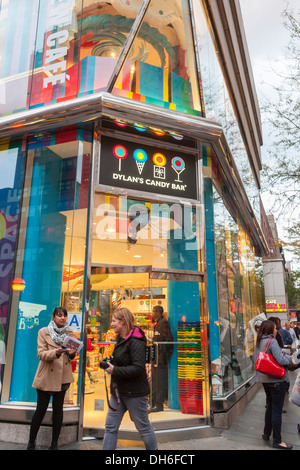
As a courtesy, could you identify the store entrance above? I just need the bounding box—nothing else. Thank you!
[82,264,208,439]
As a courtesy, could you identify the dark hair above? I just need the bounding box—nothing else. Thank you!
[256,320,275,346]
[52,306,67,318]
[268,316,281,328]
[153,305,163,314]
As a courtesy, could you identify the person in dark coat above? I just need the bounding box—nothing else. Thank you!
[268,317,284,348]
[151,305,173,412]
[102,308,157,450]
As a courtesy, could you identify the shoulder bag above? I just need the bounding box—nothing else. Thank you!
[255,339,286,378]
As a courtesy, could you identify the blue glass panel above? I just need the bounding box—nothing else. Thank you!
[9,129,92,403]
[10,148,67,402]
[167,229,199,409]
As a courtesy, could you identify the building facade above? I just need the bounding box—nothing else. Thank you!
[0,0,268,444]
[260,206,289,323]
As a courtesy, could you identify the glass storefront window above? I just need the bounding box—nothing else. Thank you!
[192,0,260,224]
[0,0,202,117]
[29,0,79,108]
[112,0,202,115]
[1,128,210,433]
[0,0,40,115]
[254,256,265,314]
[78,0,143,96]
[211,187,264,397]
[49,185,209,429]
[0,0,80,114]
[78,188,209,431]
[2,126,92,405]
[89,193,204,272]
[81,269,209,430]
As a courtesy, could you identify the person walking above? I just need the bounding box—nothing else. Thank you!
[151,305,173,412]
[255,320,293,449]
[27,306,76,450]
[268,317,284,348]
[278,320,293,349]
[102,307,158,450]
[285,322,298,351]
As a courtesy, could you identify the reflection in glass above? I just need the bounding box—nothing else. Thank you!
[112,0,202,114]
[192,0,260,224]
[29,0,79,108]
[82,270,208,431]
[212,187,264,397]
[0,139,26,337]
[0,0,203,117]
[7,128,92,405]
[78,0,144,95]
[1,0,148,114]
[0,0,39,114]
[89,193,203,271]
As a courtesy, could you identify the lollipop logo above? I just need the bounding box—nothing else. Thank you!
[171,156,185,182]
[133,149,148,175]
[153,153,167,179]
[113,144,128,171]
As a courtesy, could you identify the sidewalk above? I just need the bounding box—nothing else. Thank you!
[1,371,300,451]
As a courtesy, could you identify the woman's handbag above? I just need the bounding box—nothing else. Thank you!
[255,339,286,378]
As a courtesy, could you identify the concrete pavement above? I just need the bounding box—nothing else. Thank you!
[1,371,300,451]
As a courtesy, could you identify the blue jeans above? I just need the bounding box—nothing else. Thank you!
[263,382,287,444]
[102,395,158,450]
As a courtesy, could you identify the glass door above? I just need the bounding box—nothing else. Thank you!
[82,265,152,434]
[82,265,209,437]
[149,269,209,429]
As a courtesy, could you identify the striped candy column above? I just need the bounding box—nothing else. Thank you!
[177,321,203,415]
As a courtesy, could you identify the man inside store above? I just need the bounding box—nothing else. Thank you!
[151,306,173,412]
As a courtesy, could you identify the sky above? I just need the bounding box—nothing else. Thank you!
[240,0,298,97]
[239,0,299,263]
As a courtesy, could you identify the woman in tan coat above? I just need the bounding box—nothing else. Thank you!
[27,307,76,450]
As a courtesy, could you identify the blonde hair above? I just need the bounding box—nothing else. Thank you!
[112,308,135,335]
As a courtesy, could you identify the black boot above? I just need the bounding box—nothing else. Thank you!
[48,441,58,450]
[26,441,36,450]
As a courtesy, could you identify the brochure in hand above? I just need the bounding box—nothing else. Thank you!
[62,336,83,353]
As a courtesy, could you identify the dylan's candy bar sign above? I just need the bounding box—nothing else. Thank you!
[99,136,198,199]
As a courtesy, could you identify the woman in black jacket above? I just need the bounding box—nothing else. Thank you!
[102,308,157,450]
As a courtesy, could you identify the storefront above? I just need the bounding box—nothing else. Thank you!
[0,114,214,442]
[0,0,268,444]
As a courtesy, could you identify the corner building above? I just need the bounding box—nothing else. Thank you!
[0,0,268,444]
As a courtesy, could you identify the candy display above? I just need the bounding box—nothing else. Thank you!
[177,321,203,415]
